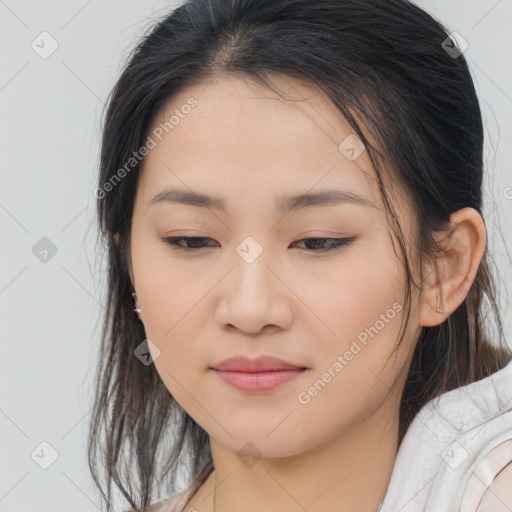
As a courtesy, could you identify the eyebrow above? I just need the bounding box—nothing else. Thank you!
[148,187,375,212]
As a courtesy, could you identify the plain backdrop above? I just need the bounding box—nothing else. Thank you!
[0,1,511,510]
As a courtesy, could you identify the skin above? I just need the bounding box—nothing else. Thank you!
[127,74,487,512]
[477,464,512,512]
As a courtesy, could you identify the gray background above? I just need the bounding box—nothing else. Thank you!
[0,1,511,510]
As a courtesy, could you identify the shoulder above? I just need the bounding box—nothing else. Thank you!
[462,437,512,512]
[378,361,512,512]
[475,462,512,512]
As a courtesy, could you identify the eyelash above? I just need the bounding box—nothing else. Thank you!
[162,236,355,253]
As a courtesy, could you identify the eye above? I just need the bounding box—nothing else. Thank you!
[290,237,355,253]
[163,236,218,251]
[162,236,355,253]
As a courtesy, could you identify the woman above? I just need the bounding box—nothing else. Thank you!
[88,1,512,511]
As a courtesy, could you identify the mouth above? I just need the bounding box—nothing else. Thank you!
[210,355,309,393]
[211,368,307,392]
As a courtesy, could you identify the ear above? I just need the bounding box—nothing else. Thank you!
[418,207,487,327]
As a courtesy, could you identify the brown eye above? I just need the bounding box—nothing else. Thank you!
[290,237,355,253]
[163,236,218,251]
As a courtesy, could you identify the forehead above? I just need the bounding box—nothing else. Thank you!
[137,74,384,213]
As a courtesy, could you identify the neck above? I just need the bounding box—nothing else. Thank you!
[208,396,399,512]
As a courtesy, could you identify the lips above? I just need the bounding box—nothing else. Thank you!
[211,355,307,372]
[211,355,308,392]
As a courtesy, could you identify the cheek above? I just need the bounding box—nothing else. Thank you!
[294,244,408,409]
[296,245,405,352]
[302,293,406,413]
[144,312,210,415]
[134,278,215,408]
[132,233,201,328]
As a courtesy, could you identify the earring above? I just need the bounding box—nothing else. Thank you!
[436,306,443,314]
[132,292,142,315]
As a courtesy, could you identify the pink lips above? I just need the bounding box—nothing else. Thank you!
[211,355,308,392]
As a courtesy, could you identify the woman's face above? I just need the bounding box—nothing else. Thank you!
[129,74,423,457]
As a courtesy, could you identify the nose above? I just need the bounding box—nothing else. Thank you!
[213,243,294,335]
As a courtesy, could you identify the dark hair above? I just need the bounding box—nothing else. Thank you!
[89,0,512,510]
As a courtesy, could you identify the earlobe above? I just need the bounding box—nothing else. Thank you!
[132,291,143,321]
[418,207,487,328]
[418,257,446,327]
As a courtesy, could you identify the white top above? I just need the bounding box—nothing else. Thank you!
[380,358,512,512]
[146,359,512,512]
